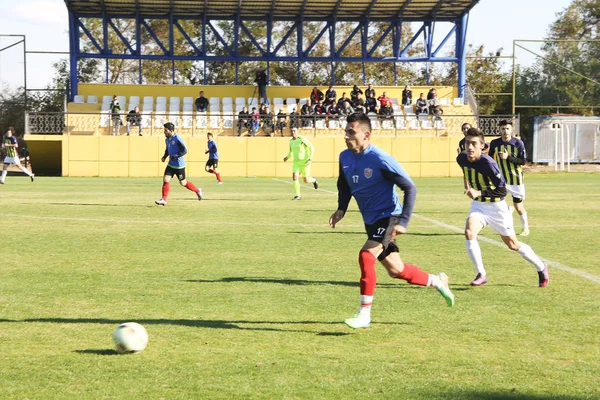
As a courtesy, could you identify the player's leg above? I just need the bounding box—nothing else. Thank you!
[155,169,173,205]
[508,184,529,235]
[0,161,8,183]
[301,163,318,190]
[13,157,34,181]
[465,211,487,285]
[213,160,222,183]
[291,165,301,200]
[177,169,202,200]
[500,235,548,287]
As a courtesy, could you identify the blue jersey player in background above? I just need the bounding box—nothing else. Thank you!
[457,127,548,287]
[155,122,203,206]
[329,113,454,329]
[205,132,222,184]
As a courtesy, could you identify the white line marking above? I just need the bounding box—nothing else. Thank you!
[272,178,600,284]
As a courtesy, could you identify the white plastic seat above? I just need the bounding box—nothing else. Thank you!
[403,105,414,115]
[169,97,180,106]
[142,103,153,112]
[395,117,407,129]
[286,98,297,108]
[209,114,220,128]
[421,120,433,129]
[183,97,193,107]
[382,120,394,129]
[298,98,308,106]
[248,98,259,107]
[222,97,233,105]
[453,97,464,106]
[222,104,233,113]
[169,103,180,112]
[439,97,450,106]
[141,113,152,129]
[102,95,112,104]
[328,119,341,129]
[182,115,193,129]
[117,96,126,106]
[235,97,246,107]
[315,119,327,129]
[101,103,111,111]
[409,119,420,129]
[235,104,245,113]
[74,95,85,104]
[390,98,399,105]
[182,103,193,112]
[368,113,379,129]
[156,103,167,112]
[156,96,167,105]
[128,96,140,106]
[209,103,220,112]
[143,96,154,106]
[273,97,284,105]
[87,95,98,104]
[196,112,207,128]
[99,111,110,127]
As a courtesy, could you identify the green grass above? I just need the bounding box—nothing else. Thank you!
[0,173,599,399]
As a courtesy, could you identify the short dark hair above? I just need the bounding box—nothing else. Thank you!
[163,122,175,131]
[499,119,513,127]
[466,127,485,141]
[346,112,371,132]
[461,123,472,130]
[207,132,213,138]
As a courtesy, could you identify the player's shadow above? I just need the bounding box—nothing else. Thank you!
[0,317,406,335]
[435,390,587,400]
[46,202,153,208]
[185,276,407,289]
[74,349,121,356]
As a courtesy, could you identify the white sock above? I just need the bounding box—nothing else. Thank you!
[305,177,315,183]
[1,170,6,181]
[428,274,441,289]
[466,239,486,276]
[517,243,545,271]
[21,167,33,177]
[359,295,373,317]
[519,211,529,230]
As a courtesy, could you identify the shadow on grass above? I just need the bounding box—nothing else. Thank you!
[185,276,429,289]
[0,317,406,335]
[426,390,589,400]
[74,349,121,356]
[46,202,153,208]
[289,231,462,237]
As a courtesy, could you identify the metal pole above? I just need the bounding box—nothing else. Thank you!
[23,36,27,109]
[512,40,516,115]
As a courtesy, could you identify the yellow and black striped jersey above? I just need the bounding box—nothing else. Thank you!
[488,137,526,185]
[456,152,507,202]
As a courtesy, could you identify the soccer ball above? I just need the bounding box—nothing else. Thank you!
[112,322,148,353]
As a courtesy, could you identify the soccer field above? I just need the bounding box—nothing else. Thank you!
[0,174,599,399]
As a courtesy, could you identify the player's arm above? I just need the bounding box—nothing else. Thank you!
[284,142,292,162]
[172,137,188,159]
[381,169,416,228]
[480,162,508,200]
[507,142,526,166]
[303,137,315,162]
[330,163,352,228]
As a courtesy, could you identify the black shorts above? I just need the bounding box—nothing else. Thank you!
[365,216,401,261]
[205,159,219,168]
[164,165,186,181]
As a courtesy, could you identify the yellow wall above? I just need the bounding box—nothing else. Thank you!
[29,135,463,178]
[77,83,457,106]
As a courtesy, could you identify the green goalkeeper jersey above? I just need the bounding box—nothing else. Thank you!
[286,136,314,163]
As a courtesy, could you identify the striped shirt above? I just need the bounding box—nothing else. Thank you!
[456,152,507,203]
[3,136,18,158]
[488,137,526,185]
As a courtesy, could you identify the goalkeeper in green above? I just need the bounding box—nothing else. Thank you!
[283,127,319,200]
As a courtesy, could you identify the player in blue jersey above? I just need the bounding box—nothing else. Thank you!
[205,132,222,184]
[457,127,548,287]
[329,113,454,329]
[488,120,529,236]
[1,127,34,184]
[155,122,203,206]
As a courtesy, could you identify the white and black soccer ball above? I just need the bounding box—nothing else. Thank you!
[112,322,148,353]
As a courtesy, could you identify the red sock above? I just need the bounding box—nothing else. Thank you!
[162,182,170,200]
[359,250,377,296]
[185,181,199,192]
[216,172,222,182]
[398,263,429,286]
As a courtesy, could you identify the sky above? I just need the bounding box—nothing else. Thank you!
[0,0,573,91]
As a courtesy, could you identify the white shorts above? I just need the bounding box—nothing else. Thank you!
[506,184,526,201]
[468,200,516,237]
[3,156,21,166]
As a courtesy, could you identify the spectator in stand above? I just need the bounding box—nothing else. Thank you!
[327,102,341,121]
[341,101,354,117]
[352,93,365,109]
[125,106,142,136]
[402,85,413,106]
[109,95,122,136]
[365,95,378,114]
[325,85,337,106]
[338,92,351,108]
[289,107,300,129]
[310,87,324,104]
[263,106,275,136]
[314,101,327,125]
[365,83,376,100]
[377,91,392,108]
[378,101,394,121]
[195,91,209,112]
[354,102,367,114]
[276,109,287,136]
[415,93,429,116]
[301,99,315,128]
[250,107,261,136]
[429,94,443,117]
[237,106,250,136]
[427,88,437,100]
[350,85,363,106]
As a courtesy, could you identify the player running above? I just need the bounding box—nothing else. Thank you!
[488,120,530,236]
[1,127,34,184]
[205,132,222,184]
[330,113,454,329]
[283,127,318,200]
[155,122,202,206]
[457,127,548,287]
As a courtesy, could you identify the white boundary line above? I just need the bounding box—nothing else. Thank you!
[272,178,600,285]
